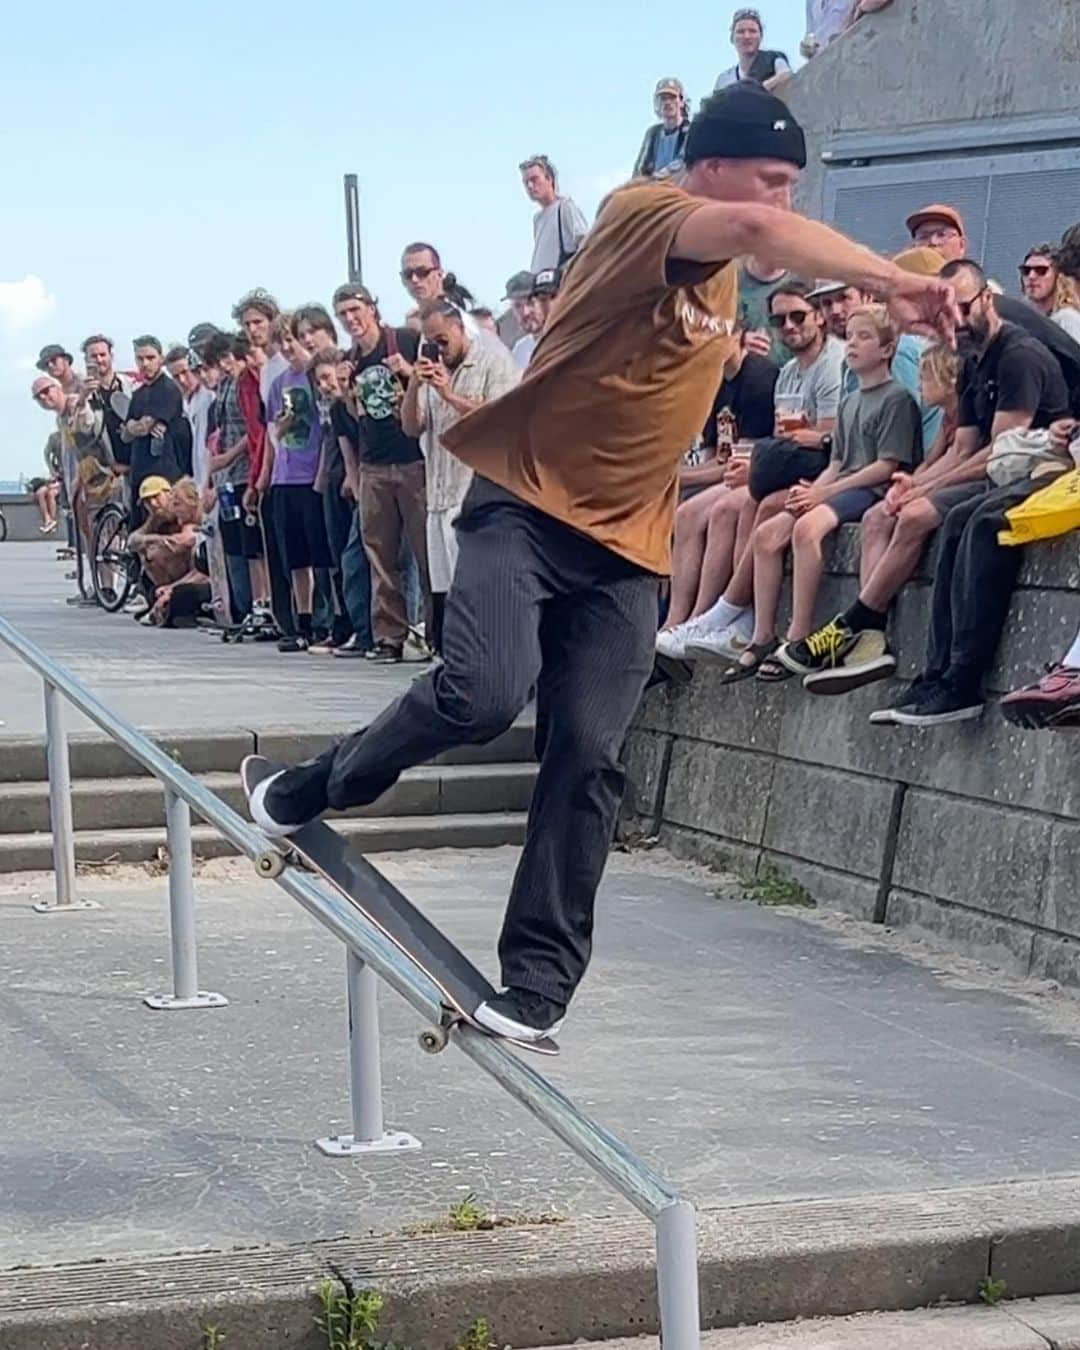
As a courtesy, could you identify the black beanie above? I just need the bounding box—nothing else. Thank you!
[685,84,807,169]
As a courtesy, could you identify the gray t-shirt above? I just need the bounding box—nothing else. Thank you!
[832,376,922,480]
[531,196,589,272]
[774,335,844,424]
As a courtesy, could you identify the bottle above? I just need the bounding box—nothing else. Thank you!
[716,408,736,461]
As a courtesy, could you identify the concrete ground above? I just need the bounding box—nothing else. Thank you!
[5,845,1080,1271]
[0,541,417,736]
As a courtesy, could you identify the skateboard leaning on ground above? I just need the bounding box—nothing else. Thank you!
[240,755,560,1057]
[204,510,234,630]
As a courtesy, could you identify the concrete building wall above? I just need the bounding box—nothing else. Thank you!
[626,529,1080,984]
[783,0,1080,224]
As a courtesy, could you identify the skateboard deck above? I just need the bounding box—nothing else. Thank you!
[240,756,559,1056]
[205,507,234,629]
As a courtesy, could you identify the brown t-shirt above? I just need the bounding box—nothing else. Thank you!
[443,179,738,574]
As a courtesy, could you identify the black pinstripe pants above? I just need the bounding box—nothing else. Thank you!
[322,478,659,1005]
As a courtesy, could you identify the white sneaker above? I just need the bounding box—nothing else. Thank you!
[248,771,304,838]
[124,596,149,615]
[685,615,753,664]
[656,615,712,660]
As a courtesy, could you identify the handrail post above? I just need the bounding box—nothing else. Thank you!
[34,679,99,914]
[144,786,227,1011]
[317,949,421,1157]
[656,1200,701,1350]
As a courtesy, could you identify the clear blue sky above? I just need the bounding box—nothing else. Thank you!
[0,0,805,481]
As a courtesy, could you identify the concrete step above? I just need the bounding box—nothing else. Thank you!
[0,811,529,872]
[0,721,536,783]
[0,761,537,835]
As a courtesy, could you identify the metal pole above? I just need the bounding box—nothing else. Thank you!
[144,787,227,1011]
[317,949,421,1157]
[35,679,98,913]
[655,1201,701,1350]
[344,173,362,283]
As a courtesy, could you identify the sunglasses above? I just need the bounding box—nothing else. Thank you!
[956,287,988,318]
[400,265,436,282]
[769,308,813,328]
[1020,263,1052,277]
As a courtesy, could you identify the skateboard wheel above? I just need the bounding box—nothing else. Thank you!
[255,849,286,879]
[418,1026,449,1055]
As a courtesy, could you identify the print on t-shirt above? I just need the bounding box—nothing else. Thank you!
[354,363,401,421]
[281,383,315,447]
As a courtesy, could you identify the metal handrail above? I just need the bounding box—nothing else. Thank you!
[0,613,701,1346]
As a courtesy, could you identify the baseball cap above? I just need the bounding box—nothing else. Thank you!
[806,280,848,301]
[504,271,535,301]
[892,247,946,277]
[36,343,73,371]
[31,374,60,398]
[654,77,685,98]
[138,476,172,501]
[905,204,965,238]
[532,268,562,297]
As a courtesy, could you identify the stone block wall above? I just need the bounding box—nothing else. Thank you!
[626,527,1080,984]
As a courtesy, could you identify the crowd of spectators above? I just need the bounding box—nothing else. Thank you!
[27,0,1078,733]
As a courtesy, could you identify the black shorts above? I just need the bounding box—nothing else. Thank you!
[219,489,263,560]
[271,483,332,571]
[827,486,881,525]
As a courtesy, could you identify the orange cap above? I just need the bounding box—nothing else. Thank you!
[905,204,965,238]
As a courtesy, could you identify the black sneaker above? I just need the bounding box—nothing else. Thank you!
[869,676,940,726]
[797,626,898,694]
[364,641,402,664]
[892,685,983,727]
[277,634,309,653]
[778,616,859,676]
[474,988,566,1043]
[247,753,334,835]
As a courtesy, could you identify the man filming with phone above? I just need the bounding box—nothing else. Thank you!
[401,302,519,651]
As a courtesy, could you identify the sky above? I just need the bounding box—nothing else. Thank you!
[0,0,806,482]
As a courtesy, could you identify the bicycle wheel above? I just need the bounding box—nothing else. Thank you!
[0,509,7,543]
[91,505,134,612]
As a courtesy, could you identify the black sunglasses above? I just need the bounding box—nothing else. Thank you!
[1019,263,1052,277]
[956,287,988,318]
[400,265,436,282]
[769,308,813,328]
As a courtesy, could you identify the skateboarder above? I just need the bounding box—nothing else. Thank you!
[248,84,956,1043]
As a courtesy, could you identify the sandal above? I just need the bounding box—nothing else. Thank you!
[755,653,796,683]
[718,639,779,685]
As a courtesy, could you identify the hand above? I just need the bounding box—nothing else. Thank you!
[799,33,820,57]
[785,479,822,514]
[742,330,772,359]
[385,352,414,379]
[885,269,960,346]
[783,427,826,448]
[425,361,450,393]
[336,361,354,388]
[1049,418,1078,453]
[723,456,750,488]
[150,421,167,441]
[883,471,913,515]
[342,472,360,503]
[200,487,216,515]
[82,376,100,398]
[242,485,259,512]
[274,413,293,438]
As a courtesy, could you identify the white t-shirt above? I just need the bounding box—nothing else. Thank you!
[183,384,216,489]
[512,334,538,370]
[531,197,589,273]
[1051,306,1080,344]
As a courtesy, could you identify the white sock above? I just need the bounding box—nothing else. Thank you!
[695,596,747,634]
[1065,631,1080,669]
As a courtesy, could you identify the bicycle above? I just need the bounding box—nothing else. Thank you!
[0,506,7,543]
[90,501,139,612]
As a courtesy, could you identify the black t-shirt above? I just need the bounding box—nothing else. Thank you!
[347,328,423,466]
[703,351,779,446]
[127,372,193,480]
[958,321,1070,443]
[995,294,1080,416]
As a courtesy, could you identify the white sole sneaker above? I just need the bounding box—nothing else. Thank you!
[803,654,898,695]
[474,1000,565,1043]
[684,628,750,665]
[892,703,983,727]
[248,771,305,838]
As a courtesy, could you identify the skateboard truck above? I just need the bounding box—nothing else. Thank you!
[418,1008,459,1055]
[254,847,287,880]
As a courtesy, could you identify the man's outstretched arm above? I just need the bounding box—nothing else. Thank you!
[672,203,959,344]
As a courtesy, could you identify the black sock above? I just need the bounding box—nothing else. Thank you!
[844,598,887,633]
[297,612,313,640]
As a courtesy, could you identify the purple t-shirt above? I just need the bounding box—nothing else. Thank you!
[267,366,322,487]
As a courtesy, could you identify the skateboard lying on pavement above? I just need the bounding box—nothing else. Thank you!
[240,755,559,1057]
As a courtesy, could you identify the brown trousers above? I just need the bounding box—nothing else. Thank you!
[359,459,430,646]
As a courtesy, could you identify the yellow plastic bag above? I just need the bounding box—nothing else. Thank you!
[998,468,1080,545]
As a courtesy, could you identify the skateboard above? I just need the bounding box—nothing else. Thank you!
[240,756,560,1057]
[204,506,234,630]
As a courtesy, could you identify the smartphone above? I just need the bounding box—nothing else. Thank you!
[419,341,441,363]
